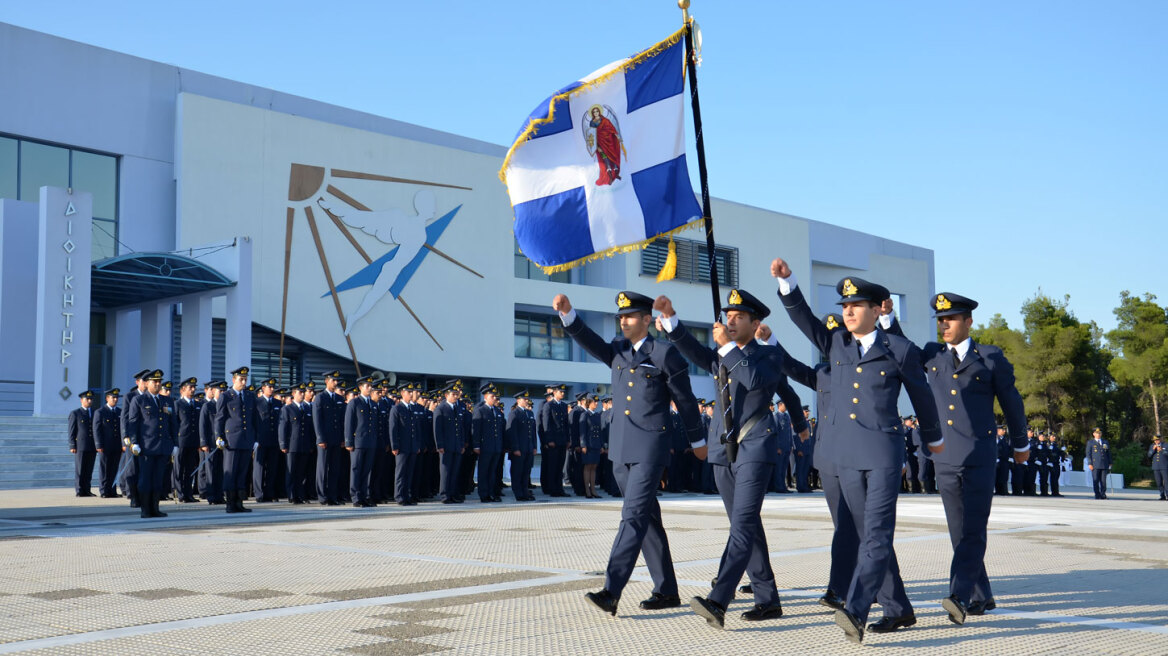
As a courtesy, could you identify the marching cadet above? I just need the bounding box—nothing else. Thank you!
[771,401,793,493]
[539,384,571,497]
[891,292,1029,625]
[215,366,257,513]
[1046,432,1065,497]
[1150,434,1168,500]
[434,382,466,503]
[995,427,1013,496]
[505,390,538,501]
[199,381,227,505]
[344,376,378,507]
[390,382,421,506]
[69,390,98,497]
[125,370,176,518]
[279,384,312,504]
[656,289,806,628]
[172,378,201,503]
[93,389,122,498]
[472,383,506,503]
[771,259,942,644]
[1086,427,1112,499]
[119,369,150,507]
[554,290,705,618]
[313,372,346,506]
[253,378,281,503]
[580,394,605,498]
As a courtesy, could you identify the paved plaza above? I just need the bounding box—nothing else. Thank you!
[0,485,1166,655]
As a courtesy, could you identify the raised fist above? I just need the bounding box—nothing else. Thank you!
[755,323,773,342]
[552,294,572,314]
[653,295,675,318]
[880,298,895,316]
[771,258,791,279]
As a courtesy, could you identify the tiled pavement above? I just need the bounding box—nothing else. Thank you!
[1,486,1166,655]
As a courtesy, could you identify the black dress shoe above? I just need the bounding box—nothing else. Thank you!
[867,614,917,633]
[584,589,618,616]
[742,601,783,621]
[968,598,996,615]
[941,595,967,625]
[689,596,725,629]
[738,583,753,595]
[640,593,682,610]
[819,589,846,612]
[834,609,864,644]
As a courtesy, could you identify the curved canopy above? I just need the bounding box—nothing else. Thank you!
[91,253,234,308]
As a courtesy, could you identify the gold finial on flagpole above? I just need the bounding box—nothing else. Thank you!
[679,0,690,25]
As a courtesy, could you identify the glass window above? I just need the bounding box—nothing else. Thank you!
[514,310,571,360]
[72,151,117,219]
[0,137,16,200]
[19,141,69,201]
[92,218,117,261]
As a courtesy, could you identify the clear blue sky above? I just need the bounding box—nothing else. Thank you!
[7,1,1166,336]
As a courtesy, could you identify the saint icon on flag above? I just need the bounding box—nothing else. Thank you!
[582,104,625,186]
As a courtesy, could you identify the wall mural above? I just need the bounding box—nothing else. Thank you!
[282,164,481,373]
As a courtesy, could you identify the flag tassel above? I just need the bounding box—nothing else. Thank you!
[656,236,678,282]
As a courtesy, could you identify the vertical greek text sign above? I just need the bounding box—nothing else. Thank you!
[33,187,92,416]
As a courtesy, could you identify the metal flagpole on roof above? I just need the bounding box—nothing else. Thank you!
[679,0,723,322]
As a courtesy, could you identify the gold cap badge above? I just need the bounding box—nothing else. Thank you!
[842,279,858,297]
[617,293,631,309]
[936,294,952,311]
[728,289,743,305]
[825,316,840,330]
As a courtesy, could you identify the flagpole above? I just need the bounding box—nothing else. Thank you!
[679,0,722,322]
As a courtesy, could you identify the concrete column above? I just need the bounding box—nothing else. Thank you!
[223,237,252,378]
[139,301,173,376]
[180,293,212,384]
[112,308,141,388]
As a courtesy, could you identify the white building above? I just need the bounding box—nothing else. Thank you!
[0,22,935,416]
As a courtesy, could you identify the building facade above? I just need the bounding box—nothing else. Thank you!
[0,23,935,415]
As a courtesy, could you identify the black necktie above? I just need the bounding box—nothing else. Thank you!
[952,347,961,368]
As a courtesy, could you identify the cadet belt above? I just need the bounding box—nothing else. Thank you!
[722,410,767,465]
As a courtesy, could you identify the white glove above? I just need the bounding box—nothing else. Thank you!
[131,444,141,456]
[253,443,259,453]
[216,437,225,449]
[172,446,179,459]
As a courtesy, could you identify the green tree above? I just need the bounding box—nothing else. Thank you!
[1106,291,1168,436]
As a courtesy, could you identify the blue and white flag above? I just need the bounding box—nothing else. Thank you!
[500,28,702,274]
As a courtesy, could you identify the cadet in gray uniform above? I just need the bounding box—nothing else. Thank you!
[556,290,705,618]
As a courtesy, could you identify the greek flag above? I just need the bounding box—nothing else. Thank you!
[500,28,702,274]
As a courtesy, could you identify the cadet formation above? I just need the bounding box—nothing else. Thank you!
[64,259,1147,646]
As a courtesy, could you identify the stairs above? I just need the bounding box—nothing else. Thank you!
[0,416,73,489]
